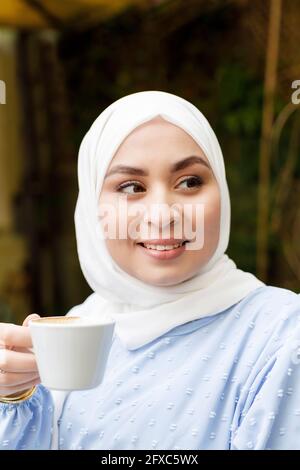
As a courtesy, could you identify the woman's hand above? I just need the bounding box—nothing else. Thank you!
[0,314,41,397]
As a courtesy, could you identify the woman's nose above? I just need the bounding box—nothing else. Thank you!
[142,192,181,232]
[143,203,174,229]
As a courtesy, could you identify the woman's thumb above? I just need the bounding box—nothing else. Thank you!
[23,313,40,327]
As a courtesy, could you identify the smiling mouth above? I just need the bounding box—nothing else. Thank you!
[136,240,189,251]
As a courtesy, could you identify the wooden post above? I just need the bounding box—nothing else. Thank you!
[257,0,282,280]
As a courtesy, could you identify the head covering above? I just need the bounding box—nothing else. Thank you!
[74,90,264,350]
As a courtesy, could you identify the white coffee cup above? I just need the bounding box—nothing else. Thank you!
[29,316,115,391]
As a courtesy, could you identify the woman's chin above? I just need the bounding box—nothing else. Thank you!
[133,268,190,287]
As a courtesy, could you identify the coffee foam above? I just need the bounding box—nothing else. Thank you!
[30,315,114,326]
[31,316,81,324]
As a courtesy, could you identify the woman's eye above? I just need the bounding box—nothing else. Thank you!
[116,181,145,194]
[177,176,203,190]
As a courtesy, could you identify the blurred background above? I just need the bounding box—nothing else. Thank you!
[0,0,299,324]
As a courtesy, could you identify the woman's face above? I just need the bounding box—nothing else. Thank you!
[99,116,221,287]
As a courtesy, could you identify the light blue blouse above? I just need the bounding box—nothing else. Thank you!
[1,285,300,450]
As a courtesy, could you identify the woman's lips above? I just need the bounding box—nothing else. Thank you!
[136,242,187,260]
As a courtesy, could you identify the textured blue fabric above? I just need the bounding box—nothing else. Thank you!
[1,285,300,450]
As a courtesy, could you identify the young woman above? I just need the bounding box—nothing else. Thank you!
[0,91,300,450]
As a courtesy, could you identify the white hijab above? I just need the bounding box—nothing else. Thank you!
[50,90,265,449]
[73,90,264,350]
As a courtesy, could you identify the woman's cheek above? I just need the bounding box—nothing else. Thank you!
[202,202,220,239]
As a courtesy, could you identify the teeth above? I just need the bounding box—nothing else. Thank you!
[143,242,184,251]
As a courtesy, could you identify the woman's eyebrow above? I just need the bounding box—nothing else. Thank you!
[104,155,211,179]
[171,155,211,172]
